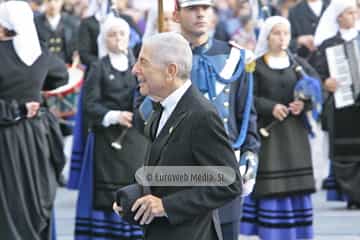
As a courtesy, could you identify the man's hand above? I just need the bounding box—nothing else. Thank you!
[113,201,123,215]
[25,101,40,118]
[118,111,133,128]
[297,35,316,52]
[324,77,337,93]
[239,151,259,196]
[131,194,166,225]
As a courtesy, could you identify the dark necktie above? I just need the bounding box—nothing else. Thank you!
[146,101,163,141]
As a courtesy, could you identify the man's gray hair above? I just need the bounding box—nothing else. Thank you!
[143,32,192,80]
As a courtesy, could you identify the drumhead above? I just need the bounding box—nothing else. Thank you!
[43,65,84,97]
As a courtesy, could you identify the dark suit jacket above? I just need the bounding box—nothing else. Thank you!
[35,13,79,64]
[142,85,242,240]
[77,16,99,69]
[288,0,329,64]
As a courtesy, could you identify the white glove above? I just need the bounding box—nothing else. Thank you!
[241,178,256,197]
[102,110,122,127]
[102,110,133,128]
[239,151,259,196]
[239,151,258,181]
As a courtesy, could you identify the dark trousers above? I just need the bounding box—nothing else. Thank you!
[221,220,240,240]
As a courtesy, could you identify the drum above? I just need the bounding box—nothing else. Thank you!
[43,64,84,126]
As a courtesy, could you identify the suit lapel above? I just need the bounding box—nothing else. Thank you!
[148,86,196,166]
[302,1,319,22]
[41,16,53,36]
[320,0,329,15]
[303,0,328,22]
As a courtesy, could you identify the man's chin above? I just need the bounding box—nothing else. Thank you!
[193,30,207,37]
[139,89,148,96]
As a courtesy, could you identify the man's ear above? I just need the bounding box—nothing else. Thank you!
[173,9,181,24]
[167,63,178,79]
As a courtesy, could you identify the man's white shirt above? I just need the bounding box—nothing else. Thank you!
[157,80,192,137]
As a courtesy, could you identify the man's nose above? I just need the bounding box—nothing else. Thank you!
[196,7,207,17]
[131,62,139,75]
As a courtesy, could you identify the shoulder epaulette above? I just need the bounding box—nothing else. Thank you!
[228,40,244,50]
[228,41,256,72]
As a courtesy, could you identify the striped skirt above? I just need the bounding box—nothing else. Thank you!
[67,90,86,190]
[240,194,314,240]
[74,133,143,240]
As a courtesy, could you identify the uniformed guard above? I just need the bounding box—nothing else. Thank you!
[173,1,261,239]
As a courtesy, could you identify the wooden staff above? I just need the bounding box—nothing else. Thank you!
[157,0,164,33]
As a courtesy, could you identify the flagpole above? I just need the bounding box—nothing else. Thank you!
[157,0,164,33]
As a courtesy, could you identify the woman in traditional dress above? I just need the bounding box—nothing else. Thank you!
[240,16,318,240]
[67,0,142,189]
[0,1,68,239]
[313,0,360,209]
[73,15,148,240]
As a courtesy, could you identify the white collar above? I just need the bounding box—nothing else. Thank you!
[340,28,358,41]
[47,14,61,30]
[156,80,191,136]
[308,0,323,17]
[94,12,103,22]
[161,80,192,111]
[109,52,129,72]
[267,55,290,69]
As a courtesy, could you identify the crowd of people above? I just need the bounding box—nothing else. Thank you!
[0,0,359,239]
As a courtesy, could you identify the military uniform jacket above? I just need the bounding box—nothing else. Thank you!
[191,39,260,223]
[191,39,260,153]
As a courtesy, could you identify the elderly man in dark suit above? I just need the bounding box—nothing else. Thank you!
[113,32,243,240]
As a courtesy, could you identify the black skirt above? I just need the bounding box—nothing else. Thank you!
[331,104,360,203]
[0,110,65,240]
[93,125,149,210]
[253,116,315,198]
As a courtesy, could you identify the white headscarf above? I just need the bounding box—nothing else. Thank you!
[97,15,130,71]
[254,16,291,59]
[314,0,357,47]
[0,1,41,66]
[86,0,110,21]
